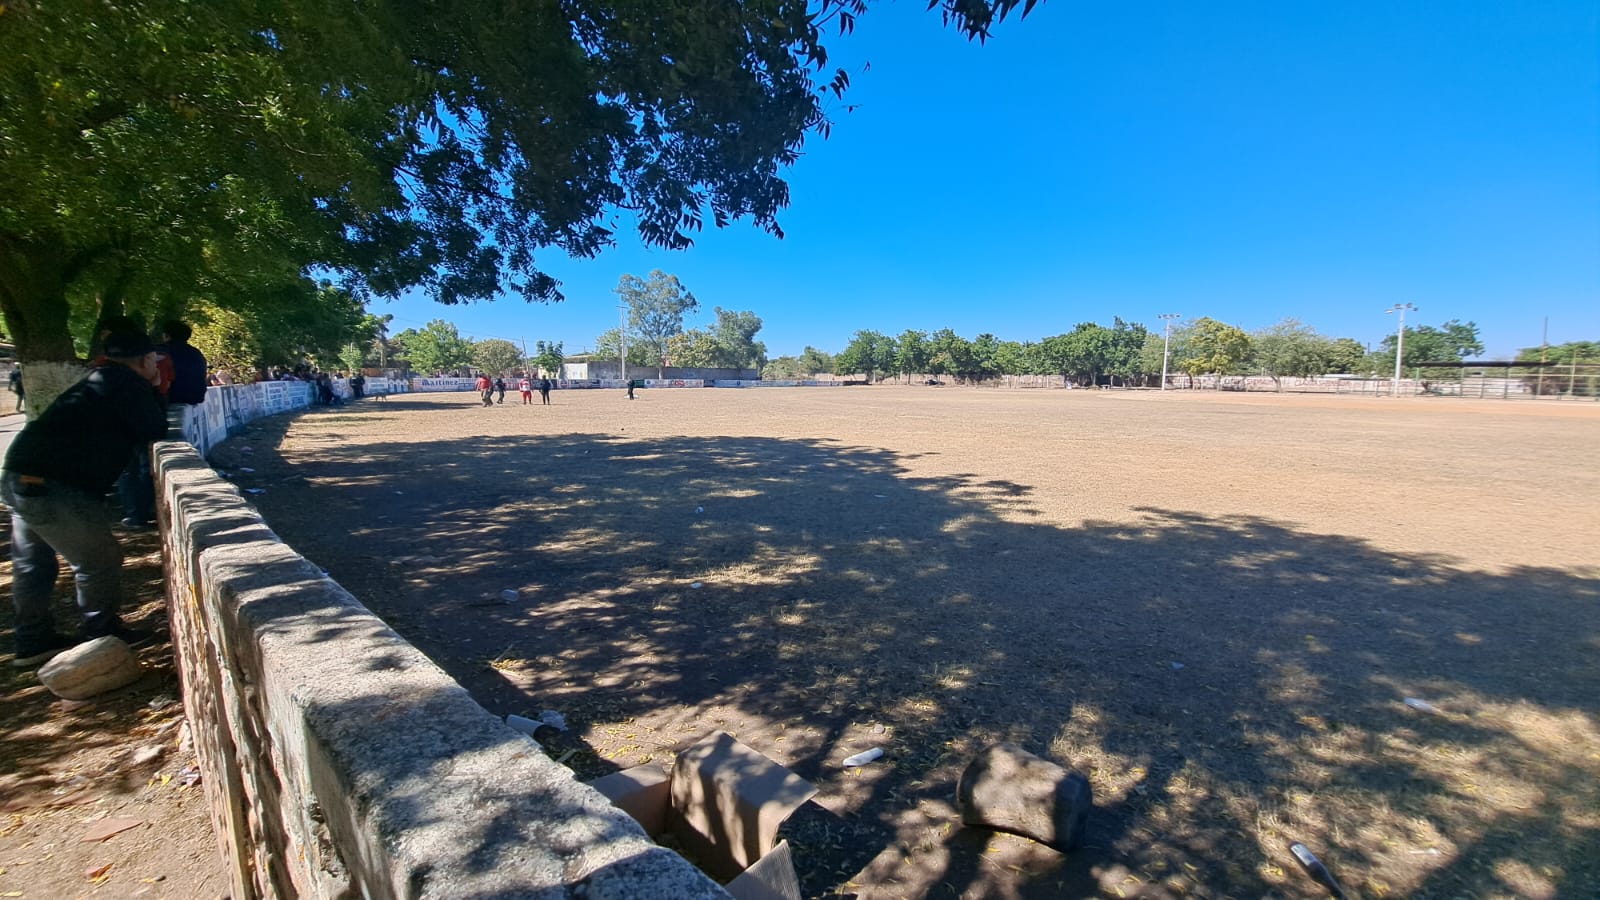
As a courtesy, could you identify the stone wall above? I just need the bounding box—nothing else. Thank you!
[175,377,408,459]
[155,443,727,899]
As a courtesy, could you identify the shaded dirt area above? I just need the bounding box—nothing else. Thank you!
[0,522,228,899]
[220,387,1599,898]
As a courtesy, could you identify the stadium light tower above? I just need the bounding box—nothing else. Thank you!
[1158,314,1181,390]
[1384,303,1417,397]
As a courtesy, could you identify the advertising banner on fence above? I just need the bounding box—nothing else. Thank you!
[711,380,844,388]
[410,377,478,392]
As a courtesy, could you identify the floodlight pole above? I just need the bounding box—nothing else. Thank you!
[1385,303,1416,397]
[1158,314,1180,390]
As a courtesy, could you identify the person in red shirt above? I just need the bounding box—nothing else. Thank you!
[475,374,493,407]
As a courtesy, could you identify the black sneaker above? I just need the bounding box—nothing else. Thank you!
[83,624,158,649]
[12,633,77,668]
[105,625,158,649]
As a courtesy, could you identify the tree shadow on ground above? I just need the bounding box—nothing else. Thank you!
[0,517,185,808]
[227,418,1600,899]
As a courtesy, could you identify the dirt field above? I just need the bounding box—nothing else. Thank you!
[0,525,228,900]
[219,386,1598,899]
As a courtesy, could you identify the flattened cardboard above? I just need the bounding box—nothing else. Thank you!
[589,764,669,835]
[726,839,801,900]
[587,731,816,895]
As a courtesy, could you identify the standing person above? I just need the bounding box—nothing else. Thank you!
[517,375,533,405]
[4,331,169,666]
[158,319,207,442]
[476,373,493,406]
[350,372,365,399]
[494,377,507,405]
[8,364,22,413]
[316,372,336,406]
[159,320,206,408]
[539,376,552,405]
[626,378,637,400]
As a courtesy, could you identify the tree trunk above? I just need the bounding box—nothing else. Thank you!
[0,236,95,416]
[0,241,80,362]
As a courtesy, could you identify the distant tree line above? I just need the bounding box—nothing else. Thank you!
[757,316,1499,388]
[385,319,563,377]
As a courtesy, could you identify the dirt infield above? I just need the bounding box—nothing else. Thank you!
[225,387,1600,899]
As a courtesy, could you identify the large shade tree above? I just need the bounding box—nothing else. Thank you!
[617,270,699,377]
[473,339,526,376]
[1251,318,1334,390]
[1,0,1039,405]
[1177,317,1252,387]
[395,320,474,375]
[835,329,897,382]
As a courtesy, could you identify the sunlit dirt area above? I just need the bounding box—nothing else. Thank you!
[224,386,1600,898]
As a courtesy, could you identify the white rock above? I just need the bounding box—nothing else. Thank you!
[37,637,143,700]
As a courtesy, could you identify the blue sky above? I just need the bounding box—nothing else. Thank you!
[379,1,1598,360]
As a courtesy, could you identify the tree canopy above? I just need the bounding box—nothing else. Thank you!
[1380,320,1485,366]
[532,341,566,378]
[594,328,654,367]
[395,320,474,375]
[1,0,1040,367]
[617,270,699,376]
[1178,318,1252,384]
[1251,318,1334,388]
[658,307,767,371]
[835,330,897,381]
[473,339,526,376]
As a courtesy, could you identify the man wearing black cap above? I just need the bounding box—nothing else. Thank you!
[2,332,169,667]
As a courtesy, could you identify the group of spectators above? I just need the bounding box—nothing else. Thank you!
[3,318,207,666]
[262,365,369,405]
[0,324,398,669]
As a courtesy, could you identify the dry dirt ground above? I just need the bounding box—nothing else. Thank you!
[0,523,229,899]
[165,387,1600,897]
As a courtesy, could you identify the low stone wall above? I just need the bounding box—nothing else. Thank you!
[176,377,410,458]
[155,444,726,898]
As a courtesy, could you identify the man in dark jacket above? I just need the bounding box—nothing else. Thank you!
[159,320,207,407]
[3,332,169,666]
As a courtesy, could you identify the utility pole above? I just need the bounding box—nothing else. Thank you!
[1158,314,1181,390]
[1385,303,1417,397]
[618,304,628,383]
[1538,317,1548,399]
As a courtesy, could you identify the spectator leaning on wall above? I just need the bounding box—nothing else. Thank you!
[2,331,170,667]
[159,320,207,410]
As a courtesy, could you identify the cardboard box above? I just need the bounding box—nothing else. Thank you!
[589,731,817,900]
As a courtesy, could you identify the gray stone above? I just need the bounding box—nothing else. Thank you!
[154,439,734,899]
[956,743,1091,852]
[37,636,143,700]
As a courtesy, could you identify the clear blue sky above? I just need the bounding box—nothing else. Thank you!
[378,1,1598,360]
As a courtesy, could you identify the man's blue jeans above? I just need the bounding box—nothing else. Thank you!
[2,473,124,642]
[117,444,154,524]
